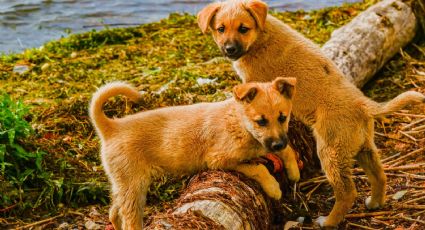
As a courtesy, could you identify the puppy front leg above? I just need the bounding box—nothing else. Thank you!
[277,145,300,182]
[234,163,282,200]
[356,143,386,209]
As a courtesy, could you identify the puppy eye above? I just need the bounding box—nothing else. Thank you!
[278,113,287,123]
[217,26,225,33]
[238,26,250,34]
[255,118,268,127]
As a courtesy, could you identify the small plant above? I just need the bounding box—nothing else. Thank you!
[0,92,46,209]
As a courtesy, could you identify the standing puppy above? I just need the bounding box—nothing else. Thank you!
[90,77,299,229]
[198,0,425,227]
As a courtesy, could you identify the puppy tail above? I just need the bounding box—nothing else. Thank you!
[371,91,425,117]
[89,81,142,137]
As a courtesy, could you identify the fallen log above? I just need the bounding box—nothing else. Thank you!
[145,0,422,228]
[322,0,418,87]
[146,171,273,229]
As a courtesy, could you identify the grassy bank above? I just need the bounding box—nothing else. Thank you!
[1,0,424,228]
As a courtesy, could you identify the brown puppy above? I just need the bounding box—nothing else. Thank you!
[90,78,300,229]
[198,0,425,227]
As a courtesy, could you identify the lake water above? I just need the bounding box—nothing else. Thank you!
[0,0,359,53]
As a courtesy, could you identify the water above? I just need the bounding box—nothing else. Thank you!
[0,0,359,53]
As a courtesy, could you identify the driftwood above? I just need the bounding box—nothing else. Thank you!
[145,0,422,229]
[322,0,418,87]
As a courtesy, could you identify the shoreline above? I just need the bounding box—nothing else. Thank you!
[0,0,362,54]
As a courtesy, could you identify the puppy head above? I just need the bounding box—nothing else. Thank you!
[233,77,296,153]
[197,0,268,60]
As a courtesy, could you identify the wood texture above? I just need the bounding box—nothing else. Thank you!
[322,0,417,88]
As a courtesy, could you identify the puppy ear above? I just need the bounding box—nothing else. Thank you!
[245,0,268,30]
[233,84,258,103]
[197,3,221,34]
[273,77,296,99]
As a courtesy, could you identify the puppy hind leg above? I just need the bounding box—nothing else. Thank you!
[116,176,150,230]
[356,143,386,209]
[316,146,357,228]
[109,203,122,230]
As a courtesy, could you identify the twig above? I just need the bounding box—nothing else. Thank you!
[404,130,425,134]
[296,192,309,212]
[15,214,64,229]
[347,222,379,230]
[385,148,425,166]
[281,203,293,213]
[412,210,425,217]
[381,152,401,163]
[412,124,425,131]
[374,131,415,144]
[345,211,394,218]
[67,210,85,216]
[399,130,418,142]
[403,196,425,204]
[400,171,425,180]
[375,132,387,137]
[396,204,425,210]
[354,164,425,173]
[401,216,425,225]
[401,118,425,130]
[306,182,323,200]
[410,78,420,88]
[0,203,17,212]
[405,185,425,189]
[394,113,425,118]
[299,176,327,188]
[371,217,391,226]
[413,44,425,57]
[385,172,425,180]
[384,164,425,172]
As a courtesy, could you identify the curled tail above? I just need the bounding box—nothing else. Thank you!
[89,81,141,139]
[370,91,425,117]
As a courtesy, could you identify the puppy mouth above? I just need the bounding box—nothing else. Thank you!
[265,137,288,153]
[224,51,245,60]
[220,45,245,61]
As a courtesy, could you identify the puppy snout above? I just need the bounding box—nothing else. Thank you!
[271,140,285,151]
[223,42,243,59]
[225,45,238,55]
[266,137,288,152]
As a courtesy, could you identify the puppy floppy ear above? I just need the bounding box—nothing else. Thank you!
[273,77,296,99]
[245,0,268,30]
[233,83,258,103]
[197,3,221,34]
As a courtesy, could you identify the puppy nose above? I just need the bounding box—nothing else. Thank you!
[271,140,285,151]
[225,45,237,55]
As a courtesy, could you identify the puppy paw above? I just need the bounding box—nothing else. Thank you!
[262,180,282,200]
[315,216,327,227]
[365,196,384,210]
[287,167,300,182]
[315,216,337,229]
